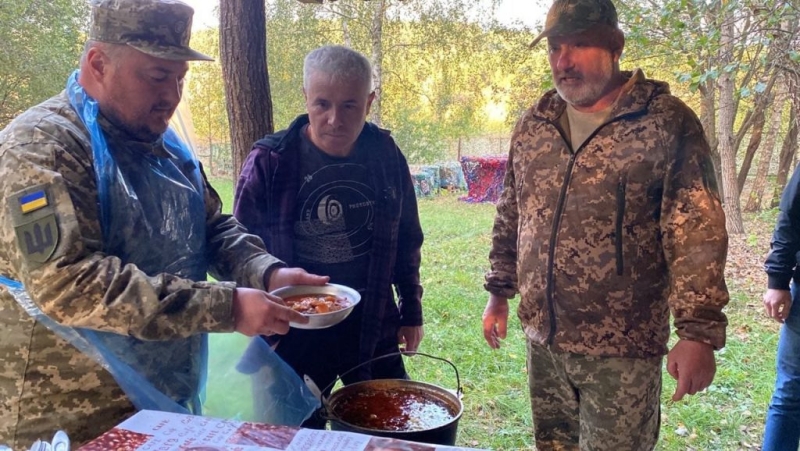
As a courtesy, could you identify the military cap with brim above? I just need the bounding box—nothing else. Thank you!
[90,0,213,62]
[529,0,619,47]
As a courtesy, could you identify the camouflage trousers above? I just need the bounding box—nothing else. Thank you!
[526,340,662,451]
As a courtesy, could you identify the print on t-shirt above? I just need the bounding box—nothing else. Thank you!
[295,166,374,264]
[293,129,374,290]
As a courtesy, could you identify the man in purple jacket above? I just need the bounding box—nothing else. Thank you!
[233,45,424,428]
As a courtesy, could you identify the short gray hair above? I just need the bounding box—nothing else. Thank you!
[303,45,373,96]
[80,40,134,67]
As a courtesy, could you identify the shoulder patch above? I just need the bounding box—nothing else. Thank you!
[9,184,59,265]
[19,189,49,213]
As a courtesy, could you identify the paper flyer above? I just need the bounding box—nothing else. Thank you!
[78,411,487,451]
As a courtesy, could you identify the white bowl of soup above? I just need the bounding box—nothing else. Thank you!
[270,283,361,329]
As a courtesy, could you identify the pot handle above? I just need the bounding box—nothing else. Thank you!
[318,351,462,405]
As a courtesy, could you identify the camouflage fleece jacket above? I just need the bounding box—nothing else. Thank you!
[0,91,282,448]
[485,70,729,358]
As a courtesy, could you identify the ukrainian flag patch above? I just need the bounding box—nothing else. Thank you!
[19,190,48,214]
[10,184,59,267]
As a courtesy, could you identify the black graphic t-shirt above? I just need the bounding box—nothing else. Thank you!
[293,127,373,292]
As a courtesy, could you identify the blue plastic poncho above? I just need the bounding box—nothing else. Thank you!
[0,71,319,426]
[68,70,209,414]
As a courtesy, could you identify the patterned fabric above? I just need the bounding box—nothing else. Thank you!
[417,165,441,192]
[527,340,662,450]
[460,156,507,203]
[233,114,424,369]
[89,0,212,61]
[485,69,729,358]
[438,161,467,190]
[411,164,457,198]
[530,0,619,46]
[410,163,467,197]
[411,170,437,198]
[0,91,282,448]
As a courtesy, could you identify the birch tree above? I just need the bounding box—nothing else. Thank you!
[744,80,786,211]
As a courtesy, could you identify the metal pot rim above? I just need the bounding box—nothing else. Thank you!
[324,378,464,434]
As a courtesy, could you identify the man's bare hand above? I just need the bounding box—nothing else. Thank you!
[667,339,716,401]
[482,295,509,349]
[232,287,308,336]
[763,288,792,323]
[268,267,329,291]
[398,326,424,353]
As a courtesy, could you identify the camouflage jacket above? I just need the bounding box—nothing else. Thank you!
[485,70,729,358]
[0,92,282,448]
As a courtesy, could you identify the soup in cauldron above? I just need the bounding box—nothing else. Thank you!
[331,387,455,432]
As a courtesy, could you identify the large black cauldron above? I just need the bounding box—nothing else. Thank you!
[318,352,463,446]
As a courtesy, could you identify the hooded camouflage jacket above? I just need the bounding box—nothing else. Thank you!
[485,70,729,358]
[0,92,282,448]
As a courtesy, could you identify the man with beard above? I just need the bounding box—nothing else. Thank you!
[0,0,326,448]
[480,0,730,449]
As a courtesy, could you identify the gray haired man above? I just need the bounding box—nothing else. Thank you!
[234,45,425,428]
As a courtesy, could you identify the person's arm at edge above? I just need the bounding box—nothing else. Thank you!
[762,164,800,322]
[392,146,424,325]
[207,145,286,291]
[1,139,239,340]
[661,102,729,401]
[662,103,729,350]
[391,145,424,351]
[483,118,524,348]
[232,145,273,250]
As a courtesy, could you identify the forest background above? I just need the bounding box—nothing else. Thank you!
[2,0,800,449]
[2,0,799,234]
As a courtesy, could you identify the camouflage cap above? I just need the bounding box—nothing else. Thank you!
[529,0,619,47]
[89,0,213,62]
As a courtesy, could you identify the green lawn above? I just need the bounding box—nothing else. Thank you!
[206,178,777,451]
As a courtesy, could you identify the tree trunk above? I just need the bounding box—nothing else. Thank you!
[699,84,722,199]
[208,137,214,175]
[771,103,799,208]
[368,0,385,126]
[205,83,214,175]
[744,84,784,212]
[736,106,767,195]
[220,0,273,184]
[699,84,718,153]
[736,82,778,194]
[717,12,745,233]
[340,1,352,47]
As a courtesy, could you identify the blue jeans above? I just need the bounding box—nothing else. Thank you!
[763,284,800,451]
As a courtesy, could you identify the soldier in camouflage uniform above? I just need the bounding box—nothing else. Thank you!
[0,0,328,448]
[481,0,729,449]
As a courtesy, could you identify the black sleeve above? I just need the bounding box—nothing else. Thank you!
[765,164,800,290]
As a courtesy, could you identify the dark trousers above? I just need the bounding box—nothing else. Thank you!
[763,282,800,451]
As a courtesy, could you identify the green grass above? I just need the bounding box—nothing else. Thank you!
[212,178,236,214]
[205,178,778,450]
